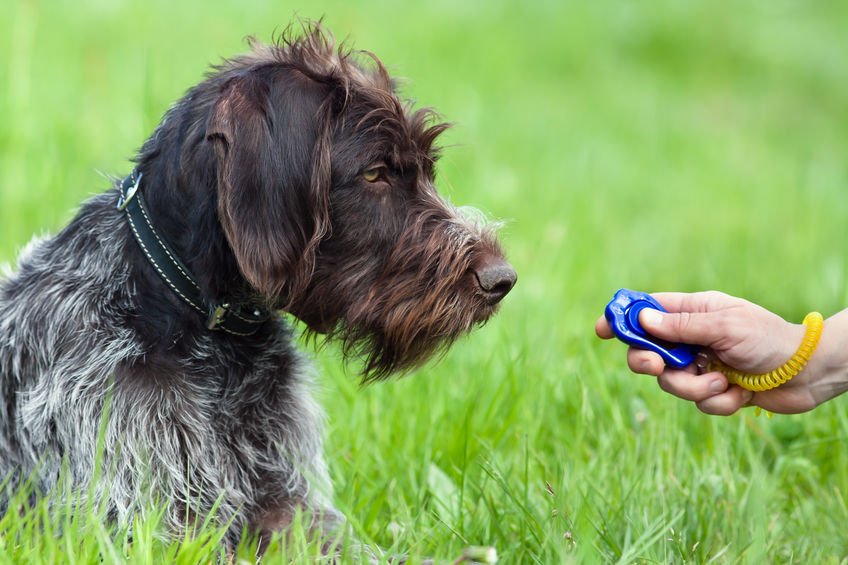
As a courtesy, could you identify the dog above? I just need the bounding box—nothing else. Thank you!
[0,22,515,556]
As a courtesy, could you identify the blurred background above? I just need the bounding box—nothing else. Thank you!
[2,0,848,562]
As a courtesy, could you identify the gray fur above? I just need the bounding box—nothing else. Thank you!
[0,26,514,564]
[0,192,331,544]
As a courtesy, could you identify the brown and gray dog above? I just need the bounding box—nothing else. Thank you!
[0,22,515,557]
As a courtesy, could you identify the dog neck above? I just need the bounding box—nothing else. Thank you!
[116,169,270,336]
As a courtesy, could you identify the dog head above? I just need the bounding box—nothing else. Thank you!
[201,23,516,379]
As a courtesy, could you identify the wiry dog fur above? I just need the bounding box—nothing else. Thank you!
[0,23,515,554]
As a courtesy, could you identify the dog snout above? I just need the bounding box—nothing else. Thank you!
[474,257,517,305]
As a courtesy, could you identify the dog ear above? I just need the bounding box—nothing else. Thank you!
[206,70,331,300]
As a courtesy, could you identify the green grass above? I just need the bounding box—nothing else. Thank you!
[2,0,848,562]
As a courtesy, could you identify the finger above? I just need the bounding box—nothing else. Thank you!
[626,348,665,376]
[595,316,614,339]
[695,385,754,416]
[650,291,733,314]
[656,370,728,402]
[638,307,723,347]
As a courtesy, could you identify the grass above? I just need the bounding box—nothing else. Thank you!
[2,0,848,562]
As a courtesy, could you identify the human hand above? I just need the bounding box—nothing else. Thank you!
[596,291,847,415]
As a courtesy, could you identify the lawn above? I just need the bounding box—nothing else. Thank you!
[2,0,848,563]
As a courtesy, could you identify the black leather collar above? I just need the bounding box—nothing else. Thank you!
[117,170,270,336]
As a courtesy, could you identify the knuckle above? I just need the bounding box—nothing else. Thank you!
[627,349,653,373]
[656,373,674,393]
[703,290,727,301]
[696,398,738,416]
[674,311,695,334]
[694,291,717,311]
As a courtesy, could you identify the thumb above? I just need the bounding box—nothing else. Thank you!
[638,308,721,347]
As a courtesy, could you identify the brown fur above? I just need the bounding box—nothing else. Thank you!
[0,20,515,558]
[169,22,515,380]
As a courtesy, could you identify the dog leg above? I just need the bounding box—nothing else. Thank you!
[251,504,387,562]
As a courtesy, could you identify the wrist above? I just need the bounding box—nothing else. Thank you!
[713,313,821,393]
[774,319,808,370]
[802,311,848,407]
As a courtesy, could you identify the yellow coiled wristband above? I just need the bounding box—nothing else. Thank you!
[708,312,823,392]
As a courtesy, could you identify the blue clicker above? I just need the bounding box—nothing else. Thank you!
[604,288,699,369]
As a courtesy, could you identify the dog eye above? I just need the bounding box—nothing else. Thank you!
[362,165,387,183]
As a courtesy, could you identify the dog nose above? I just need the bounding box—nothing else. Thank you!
[474,257,517,305]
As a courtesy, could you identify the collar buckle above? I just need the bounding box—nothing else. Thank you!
[206,303,230,330]
[119,170,269,337]
[117,171,143,211]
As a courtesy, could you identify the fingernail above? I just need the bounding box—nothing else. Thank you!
[709,379,725,394]
[640,308,663,328]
